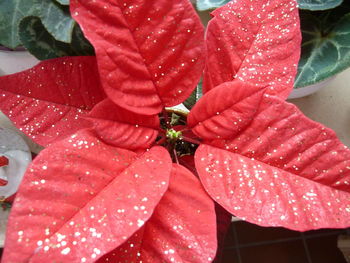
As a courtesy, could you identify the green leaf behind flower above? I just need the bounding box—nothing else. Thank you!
[295,4,350,87]
[0,0,74,49]
[297,0,342,11]
[0,0,39,48]
[36,0,75,43]
[184,80,203,110]
[196,0,230,11]
[19,16,93,60]
[54,0,69,5]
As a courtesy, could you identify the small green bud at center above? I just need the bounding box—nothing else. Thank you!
[166,129,182,142]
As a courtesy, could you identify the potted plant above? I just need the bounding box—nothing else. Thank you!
[194,0,350,99]
[0,0,350,262]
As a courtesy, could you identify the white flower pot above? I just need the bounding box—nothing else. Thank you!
[289,76,337,99]
[0,210,10,248]
[0,50,39,76]
[0,128,32,248]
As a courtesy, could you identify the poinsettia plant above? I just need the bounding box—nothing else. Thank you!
[1,0,350,262]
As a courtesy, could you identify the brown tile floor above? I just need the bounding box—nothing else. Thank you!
[221,221,349,263]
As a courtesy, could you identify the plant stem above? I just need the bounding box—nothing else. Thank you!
[178,127,190,132]
[173,148,179,164]
[156,136,166,145]
[162,109,171,129]
[181,135,201,145]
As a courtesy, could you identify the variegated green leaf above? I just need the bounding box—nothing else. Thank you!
[35,0,75,43]
[184,80,203,110]
[0,0,39,48]
[0,0,74,49]
[196,0,230,11]
[295,5,350,87]
[19,16,93,60]
[54,0,69,5]
[298,0,342,10]
[197,0,343,11]
[70,24,94,56]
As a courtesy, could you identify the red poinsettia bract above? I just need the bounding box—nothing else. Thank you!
[0,0,350,262]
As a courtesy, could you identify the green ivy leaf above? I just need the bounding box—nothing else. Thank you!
[295,5,350,87]
[297,0,342,11]
[54,0,69,5]
[19,16,94,60]
[196,0,230,11]
[0,0,74,49]
[184,80,203,110]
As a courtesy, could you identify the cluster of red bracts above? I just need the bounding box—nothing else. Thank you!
[0,0,350,262]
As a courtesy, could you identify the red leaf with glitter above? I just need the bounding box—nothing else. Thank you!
[194,90,350,230]
[204,0,301,98]
[70,0,204,115]
[0,56,105,146]
[98,164,217,263]
[188,79,264,140]
[3,130,172,263]
[88,99,159,151]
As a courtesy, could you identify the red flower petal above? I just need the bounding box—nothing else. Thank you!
[71,0,204,115]
[0,56,105,146]
[2,130,172,262]
[188,80,264,140]
[98,164,217,263]
[88,99,159,150]
[195,94,350,231]
[204,0,301,98]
